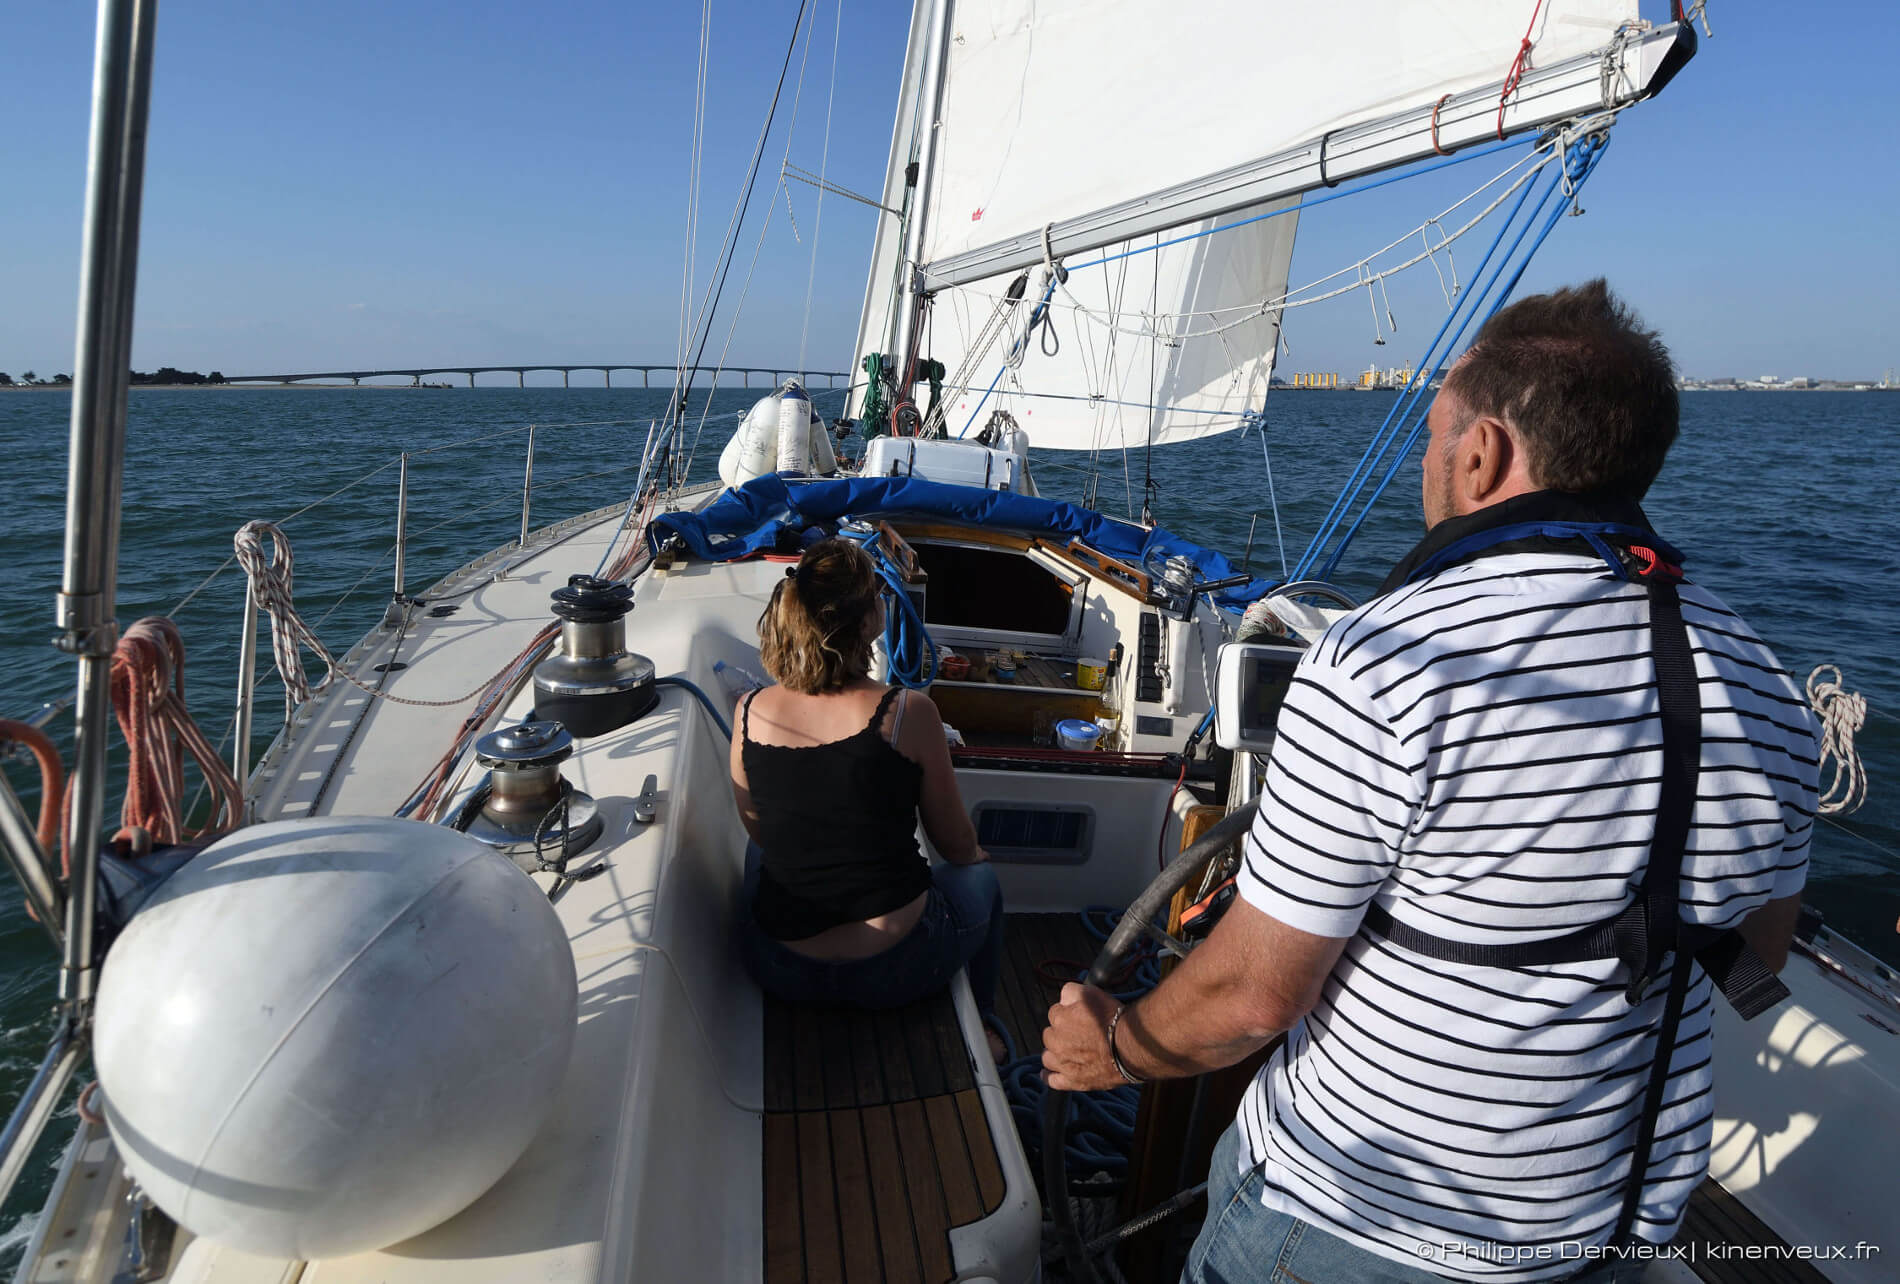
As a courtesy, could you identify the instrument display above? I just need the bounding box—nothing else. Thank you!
[1214,641,1306,752]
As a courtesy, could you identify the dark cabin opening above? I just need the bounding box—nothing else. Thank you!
[913,543,1071,636]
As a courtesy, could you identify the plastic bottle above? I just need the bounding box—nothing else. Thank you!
[713,659,769,705]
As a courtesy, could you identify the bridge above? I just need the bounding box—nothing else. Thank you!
[222,364,852,389]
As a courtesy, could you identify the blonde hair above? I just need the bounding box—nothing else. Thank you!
[758,537,882,693]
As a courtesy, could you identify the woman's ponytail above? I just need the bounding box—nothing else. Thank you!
[757,538,881,692]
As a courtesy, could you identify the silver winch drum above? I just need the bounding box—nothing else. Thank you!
[532,574,656,736]
[460,720,604,867]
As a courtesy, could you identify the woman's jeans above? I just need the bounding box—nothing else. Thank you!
[1185,1121,1638,1284]
[740,850,1005,1015]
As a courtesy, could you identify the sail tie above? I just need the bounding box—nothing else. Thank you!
[1430,94,1453,156]
[1497,0,1548,139]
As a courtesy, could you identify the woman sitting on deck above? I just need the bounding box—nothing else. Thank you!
[730,536,1005,1040]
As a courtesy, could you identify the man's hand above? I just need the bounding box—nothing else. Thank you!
[1042,982,1125,1092]
[1037,900,1349,1091]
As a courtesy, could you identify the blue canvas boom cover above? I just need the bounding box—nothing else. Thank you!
[647,476,1274,609]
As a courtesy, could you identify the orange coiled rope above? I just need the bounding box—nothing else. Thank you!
[110,617,242,845]
[0,718,67,870]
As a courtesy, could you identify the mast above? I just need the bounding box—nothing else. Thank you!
[888,0,954,415]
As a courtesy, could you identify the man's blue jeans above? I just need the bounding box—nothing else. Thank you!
[1184,1121,1640,1283]
[740,849,1005,1015]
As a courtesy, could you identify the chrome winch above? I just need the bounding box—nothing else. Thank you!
[532,574,656,737]
[457,721,604,870]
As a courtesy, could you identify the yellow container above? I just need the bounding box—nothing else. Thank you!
[1076,657,1108,690]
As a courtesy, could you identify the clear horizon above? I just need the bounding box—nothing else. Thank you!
[2,1,1893,385]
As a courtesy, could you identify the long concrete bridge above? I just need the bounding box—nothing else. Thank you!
[223,364,852,389]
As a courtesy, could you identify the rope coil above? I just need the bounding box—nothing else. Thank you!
[110,617,242,845]
[1807,665,1867,816]
[235,520,499,711]
[234,521,328,706]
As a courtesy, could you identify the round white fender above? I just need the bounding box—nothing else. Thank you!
[93,817,578,1260]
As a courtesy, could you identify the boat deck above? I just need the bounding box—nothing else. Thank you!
[761,993,1004,1283]
[1678,1179,1832,1284]
[759,912,1097,1283]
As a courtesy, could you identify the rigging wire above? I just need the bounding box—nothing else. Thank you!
[599,0,814,576]
[664,0,816,439]
[797,0,844,380]
[673,0,713,396]
[1142,232,1159,525]
[1001,138,1569,344]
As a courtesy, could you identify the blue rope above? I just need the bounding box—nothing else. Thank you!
[1285,163,1546,582]
[1290,132,1612,583]
[956,363,1009,438]
[837,527,939,689]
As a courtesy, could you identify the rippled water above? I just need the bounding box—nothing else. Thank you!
[0,385,1894,1257]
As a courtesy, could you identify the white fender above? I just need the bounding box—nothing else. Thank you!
[93,817,577,1260]
[718,394,782,489]
[806,405,838,475]
[776,381,812,473]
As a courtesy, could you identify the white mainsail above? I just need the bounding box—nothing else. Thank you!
[923,0,1638,268]
[854,0,1656,454]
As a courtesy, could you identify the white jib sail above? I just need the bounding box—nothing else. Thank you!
[933,198,1298,452]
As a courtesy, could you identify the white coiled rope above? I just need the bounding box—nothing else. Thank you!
[234,520,331,705]
[234,520,488,709]
[1807,664,1867,816]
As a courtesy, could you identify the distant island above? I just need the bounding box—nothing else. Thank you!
[1,367,226,387]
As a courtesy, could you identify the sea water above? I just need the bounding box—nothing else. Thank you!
[0,385,1894,1254]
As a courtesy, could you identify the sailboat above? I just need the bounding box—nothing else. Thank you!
[4,2,1892,1282]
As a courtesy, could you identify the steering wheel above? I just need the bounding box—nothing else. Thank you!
[1264,578,1359,610]
[1041,798,1261,1282]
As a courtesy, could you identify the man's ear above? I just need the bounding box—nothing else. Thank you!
[1458,416,1516,508]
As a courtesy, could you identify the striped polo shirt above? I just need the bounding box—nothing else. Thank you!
[1234,546,1820,1281]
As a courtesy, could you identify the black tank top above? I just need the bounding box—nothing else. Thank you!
[743,686,930,941]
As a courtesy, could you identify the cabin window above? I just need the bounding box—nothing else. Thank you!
[913,543,1072,636]
[973,804,1093,864]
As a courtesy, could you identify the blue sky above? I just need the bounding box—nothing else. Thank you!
[1,0,1893,383]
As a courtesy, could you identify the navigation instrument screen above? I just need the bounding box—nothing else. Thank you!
[1214,641,1306,752]
[1243,650,1300,734]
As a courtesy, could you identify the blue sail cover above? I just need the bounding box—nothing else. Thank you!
[647,475,1274,609]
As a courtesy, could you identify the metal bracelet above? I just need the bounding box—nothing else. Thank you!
[1107,1003,1145,1086]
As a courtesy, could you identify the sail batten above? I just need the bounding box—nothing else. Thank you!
[921,2,1685,292]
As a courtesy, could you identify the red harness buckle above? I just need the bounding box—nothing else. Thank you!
[1627,544,1683,583]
